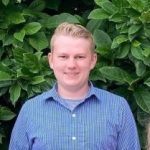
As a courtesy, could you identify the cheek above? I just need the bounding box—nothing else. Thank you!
[82,60,95,69]
[52,63,65,71]
[79,64,92,72]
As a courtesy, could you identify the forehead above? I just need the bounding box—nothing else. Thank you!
[53,35,92,51]
[54,35,90,43]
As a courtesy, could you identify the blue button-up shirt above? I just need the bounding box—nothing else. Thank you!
[9,83,140,150]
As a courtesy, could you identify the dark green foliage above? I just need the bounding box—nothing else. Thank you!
[0,0,149,149]
[0,0,83,147]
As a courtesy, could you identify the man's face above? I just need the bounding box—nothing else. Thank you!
[48,35,97,91]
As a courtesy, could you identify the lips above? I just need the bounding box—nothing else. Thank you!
[64,72,78,75]
[64,72,79,78]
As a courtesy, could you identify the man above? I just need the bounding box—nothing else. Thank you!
[9,22,140,150]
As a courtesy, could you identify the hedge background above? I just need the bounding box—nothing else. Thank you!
[0,0,150,149]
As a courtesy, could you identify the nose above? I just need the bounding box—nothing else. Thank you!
[67,58,76,69]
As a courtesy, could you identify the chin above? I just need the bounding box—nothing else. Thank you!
[65,82,79,86]
[63,82,81,87]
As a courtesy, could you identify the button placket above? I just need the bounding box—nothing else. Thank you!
[71,111,77,143]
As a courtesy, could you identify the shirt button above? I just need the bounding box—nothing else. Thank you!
[72,136,76,140]
[72,114,76,117]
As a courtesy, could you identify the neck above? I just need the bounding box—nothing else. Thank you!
[57,83,89,100]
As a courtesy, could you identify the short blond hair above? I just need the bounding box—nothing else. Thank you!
[50,22,95,51]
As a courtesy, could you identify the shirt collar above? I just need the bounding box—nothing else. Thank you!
[45,81,101,102]
[85,82,101,101]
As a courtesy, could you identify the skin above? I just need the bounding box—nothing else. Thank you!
[48,35,97,100]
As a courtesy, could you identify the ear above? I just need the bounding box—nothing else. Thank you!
[48,52,53,69]
[90,53,97,70]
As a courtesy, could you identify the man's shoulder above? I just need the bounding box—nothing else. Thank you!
[23,89,52,107]
[93,86,131,114]
[93,86,123,98]
[93,86,127,105]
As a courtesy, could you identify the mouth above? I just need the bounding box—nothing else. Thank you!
[64,72,79,77]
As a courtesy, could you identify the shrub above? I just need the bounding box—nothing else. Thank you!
[0,0,82,148]
[0,0,148,149]
[88,0,150,148]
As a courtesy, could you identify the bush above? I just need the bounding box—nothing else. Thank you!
[0,0,84,148]
[0,0,149,149]
[88,0,150,148]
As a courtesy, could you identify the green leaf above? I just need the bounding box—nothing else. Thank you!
[18,79,28,91]
[134,88,150,113]
[29,32,48,51]
[134,60,146,76]
[28,0,46,11]
[99,66,133,84]
[45,0,61,11]
[144,77,150,87]
[0,81,12,88]
[131,46,144,60]
[142,47,150,57]
[32,85,41,93]
[8,12,25,24]
[86,20,103,33]
[34,52,43,60]
[13,47,26,64]
[0,63,12,74]
[23,53,39,73]
[116,23,128,34]
[132,40,141,47]
[0,71,12,81]
[126,0,145,12]
[93,29,112,57]
[111,35,128,49]
[43,13,80,29]
[20,67,35,77]
[144,24,150,37]
[94,0,108,6]
[90,68,106,82]
[109,13,127,23]
[94,29,112,48]
[24,22,41,35]
[30,76,45,85]
[16,0,22,3]
[100,1,118,14]
[14,29,25,42]
[140,10,150,23]
[0,30,6,40]
[115,43,130,59]
[0,106,16,121]
[2,0,9,6]
[88,8,109,20]
[143,57,150,66]
[128,24,141,35]
[9,84,21,105]
[22,9,35,17]
[3,35,14,46]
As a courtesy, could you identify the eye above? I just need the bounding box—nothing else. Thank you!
[59,55,68,59]
[76,56,85,59]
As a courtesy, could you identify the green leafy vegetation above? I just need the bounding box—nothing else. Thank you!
[0,0,149,149]
[89,0,150,148]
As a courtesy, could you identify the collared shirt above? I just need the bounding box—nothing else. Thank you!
[9,83,140,150]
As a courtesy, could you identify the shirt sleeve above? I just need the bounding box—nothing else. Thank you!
[117,100,141,150]
[9,104,30,150]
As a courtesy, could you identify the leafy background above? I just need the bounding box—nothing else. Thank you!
[0,0,150,149]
